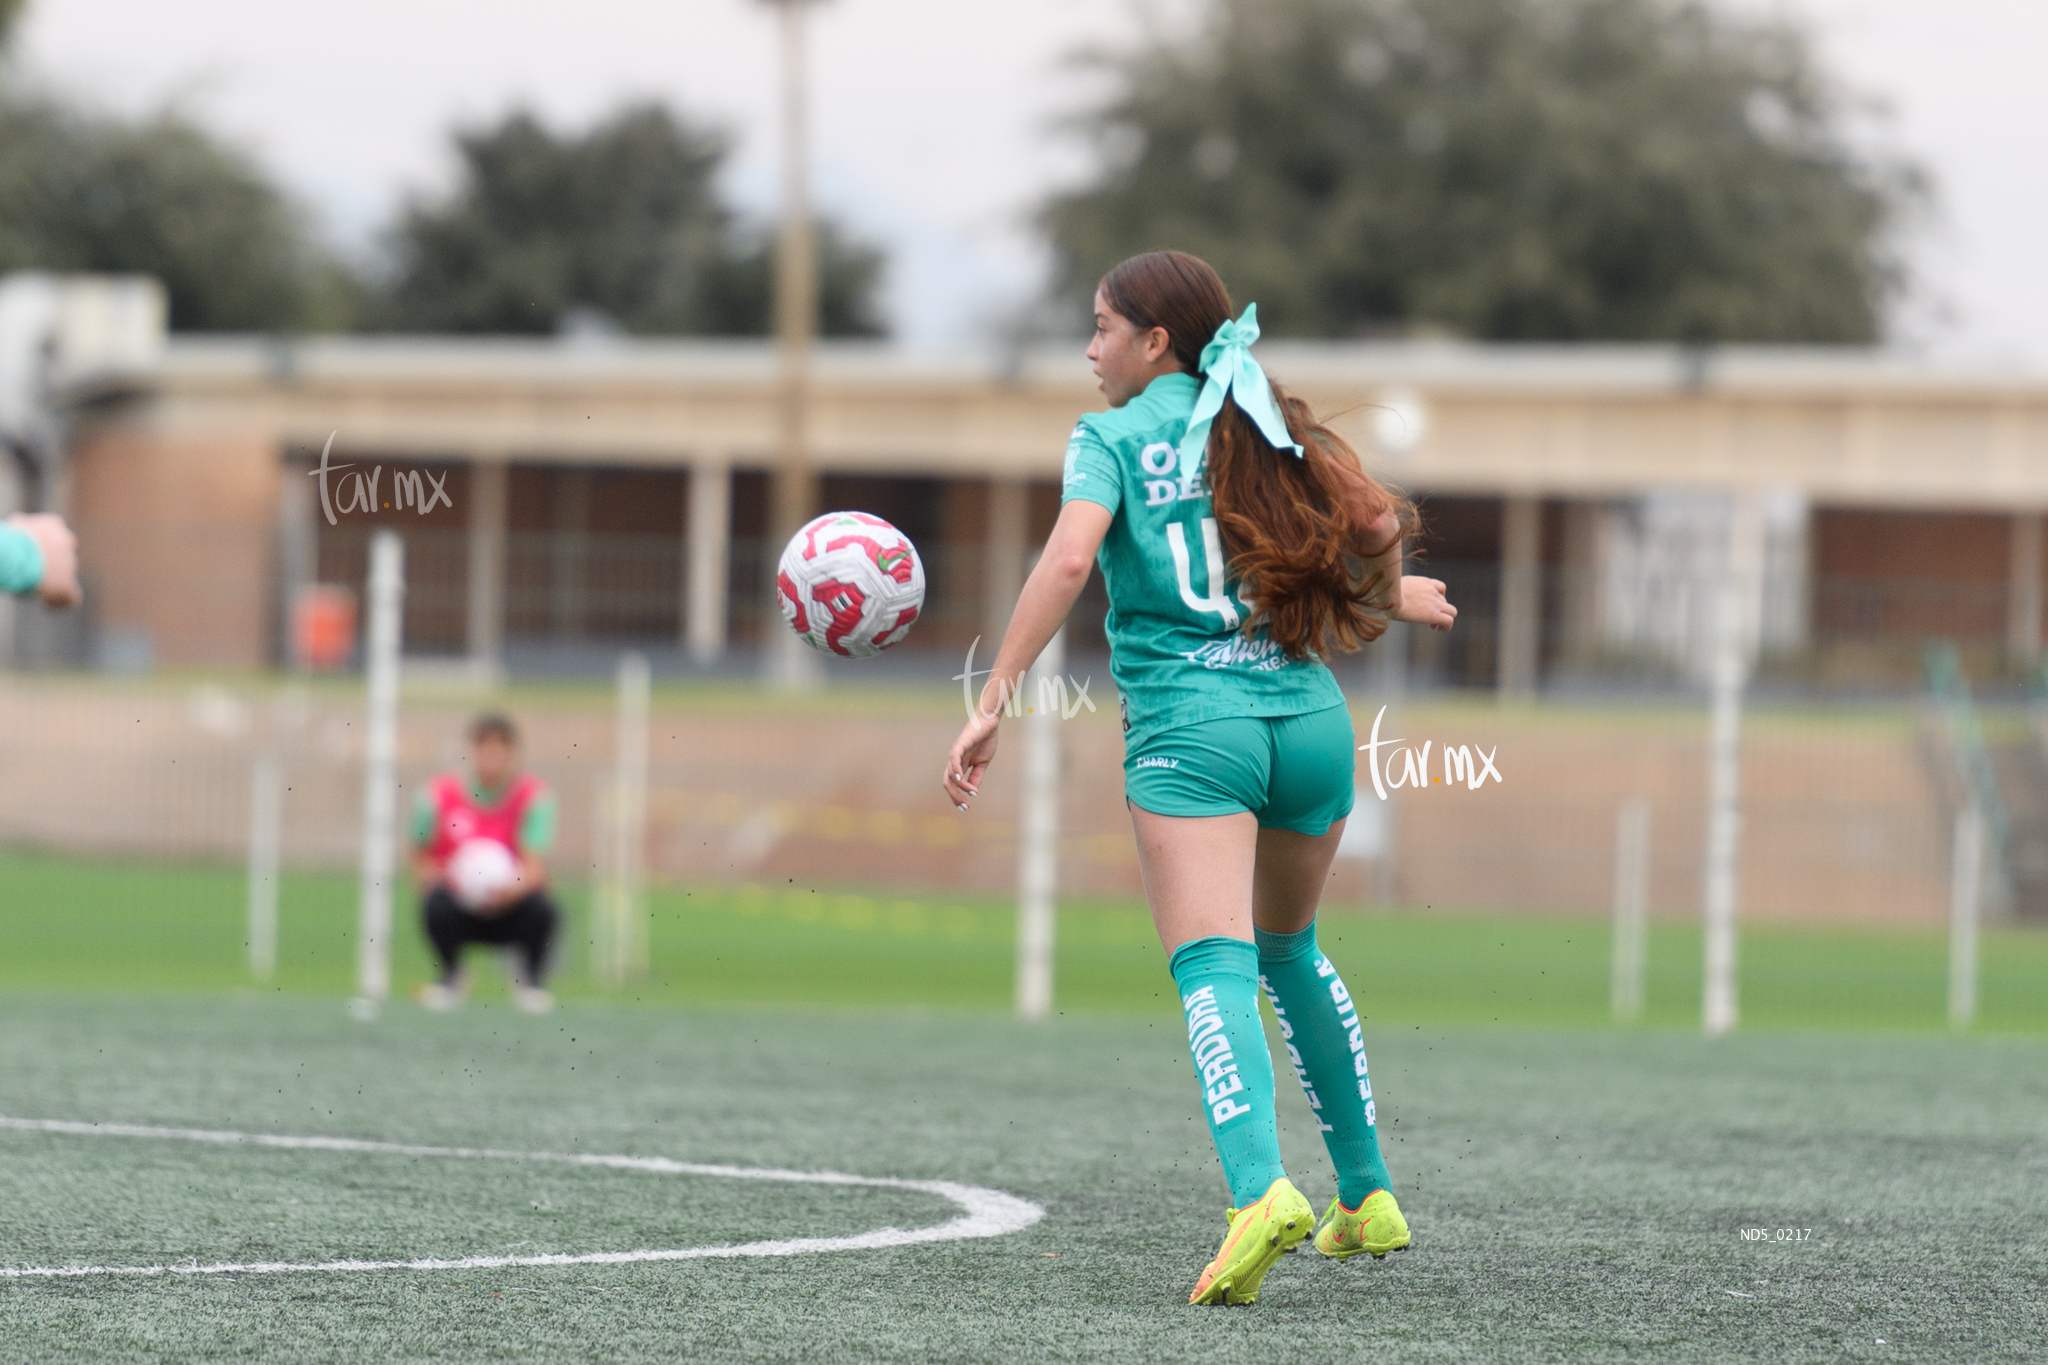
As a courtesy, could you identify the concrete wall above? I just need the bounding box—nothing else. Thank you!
[68,423,281,668]
[0,680,1951,925]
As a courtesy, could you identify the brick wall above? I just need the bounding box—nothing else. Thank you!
[68,425,282,668]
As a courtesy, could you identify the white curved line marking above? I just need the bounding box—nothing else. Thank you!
[0,1115,1044,1279]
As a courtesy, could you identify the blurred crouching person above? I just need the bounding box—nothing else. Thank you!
[411,713,561,1014]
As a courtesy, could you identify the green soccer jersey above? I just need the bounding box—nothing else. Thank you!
[1060,371,1345,747]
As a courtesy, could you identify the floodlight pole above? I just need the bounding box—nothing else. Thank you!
[762,0,825,691]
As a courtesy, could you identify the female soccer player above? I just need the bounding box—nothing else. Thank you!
[942,250,1454,1306]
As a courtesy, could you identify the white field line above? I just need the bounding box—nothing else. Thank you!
[0,1116,1044,1279]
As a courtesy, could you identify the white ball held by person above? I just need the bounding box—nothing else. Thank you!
[776,511,926,657]
[447,837,523,910]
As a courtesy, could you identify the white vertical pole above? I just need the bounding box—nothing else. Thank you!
[685,462,732,665]
[1497,495,1541,698]
[352,530,404,1018]
[1016,628,1064,1021]
[1949,806,1983,1030]
[1611,797,1651,1021]
[1700,655,1742,1038]
[247,750,282,981]
[1702,494,1761,1039]
[983,477,1029,648]
[590,782,616,983]
[2008,511,2042,668]
[604,650,652,983]
[466,457,508,681]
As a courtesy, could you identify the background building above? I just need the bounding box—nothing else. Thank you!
[24,324,2048,698]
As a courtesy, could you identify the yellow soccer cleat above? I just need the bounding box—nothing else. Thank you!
[1314,1189,1411,1260]
[1188,1177,1314,1306]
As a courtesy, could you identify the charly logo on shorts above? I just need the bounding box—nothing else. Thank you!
[1359,705,1501,801]
[1134,756,1179,770]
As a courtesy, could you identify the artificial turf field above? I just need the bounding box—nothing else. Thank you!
[3,997,2045,1363]
[1,853,2045,1361]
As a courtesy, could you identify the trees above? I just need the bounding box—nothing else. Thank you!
[0,0,350,332]
[1043,0,1922,343]
[0,98,352,332]
[2,1,884,337]
[376,104,885,337]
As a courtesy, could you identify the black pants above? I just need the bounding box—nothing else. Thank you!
[423,887,560,986]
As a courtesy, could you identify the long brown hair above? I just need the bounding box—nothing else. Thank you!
[1098,250,1410,659]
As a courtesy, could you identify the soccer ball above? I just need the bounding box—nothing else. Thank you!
[776,511,926,657]
[448,838,523,909]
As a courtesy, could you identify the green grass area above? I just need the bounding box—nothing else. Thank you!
[1,995,2042,1362]
[2,848,2045,1033]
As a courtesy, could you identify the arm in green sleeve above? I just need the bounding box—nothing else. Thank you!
[0,525,44,595]
[520,791,557,856]
[409,790,437,847]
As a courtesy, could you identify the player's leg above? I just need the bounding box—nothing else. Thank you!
[419,887,474,1009]
[1252,828,1395,1206]
[494,892,558,985]
[1127,719,1312,1303]
[498,892,560,1014]
[1252,706,1409,1258]
[1134,804,1288,1200]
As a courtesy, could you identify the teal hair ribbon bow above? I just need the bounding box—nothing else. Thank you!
[1176,303,1303,484]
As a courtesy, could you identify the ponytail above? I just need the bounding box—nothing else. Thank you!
[1207,390,1410,660]
[1099,250,1413,660]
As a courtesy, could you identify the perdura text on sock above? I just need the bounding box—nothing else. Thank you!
[1317,955,1376,1125]
[1258,974,1334,1134]
[1182,986,1252,1124]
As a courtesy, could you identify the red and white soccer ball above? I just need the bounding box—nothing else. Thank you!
[776,511,926,657]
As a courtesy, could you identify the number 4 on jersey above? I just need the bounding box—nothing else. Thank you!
[1167,518,1240,629]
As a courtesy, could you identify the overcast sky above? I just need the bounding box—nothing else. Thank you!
[13,0,2046,362]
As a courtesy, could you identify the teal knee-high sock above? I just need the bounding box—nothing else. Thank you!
[1169,936,1287,1208]
[1255,923,1393,1207]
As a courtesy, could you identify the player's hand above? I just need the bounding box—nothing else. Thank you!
[7,514,79,609]
[479,864,532,915]
[942,710,1001,810]
[1395,576,1456,631]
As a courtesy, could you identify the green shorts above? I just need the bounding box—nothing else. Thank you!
[1123,704,1356,835]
